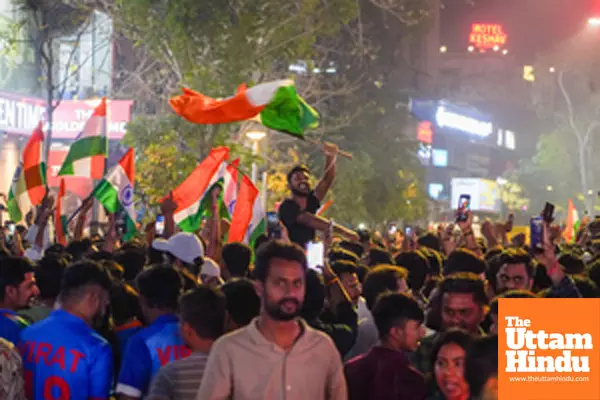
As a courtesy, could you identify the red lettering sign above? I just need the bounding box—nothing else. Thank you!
[417,121,433,144]
[469,23,507,50]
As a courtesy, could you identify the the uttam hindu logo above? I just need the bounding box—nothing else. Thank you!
[505,316,592,373]
[499,298,600,400]
[469,23,507,50]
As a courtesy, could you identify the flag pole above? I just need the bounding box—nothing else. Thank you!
[304,137,353,160]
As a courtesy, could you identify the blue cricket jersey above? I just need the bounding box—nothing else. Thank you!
[114,320,143,361]
[19,310,113,400]
[116,313,191,398]
[0,309,28,345]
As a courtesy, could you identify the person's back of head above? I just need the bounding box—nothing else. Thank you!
[368,247,394,267]
[66,239,93,261]
[110,282,143,326]
[465,335,499,399]
[558,252,586,275]
[59,260,113,324]
[444,249,487,276]
[220,278,260,330]
[420,247,443,276]
[362,265,408,310]
[338,240,364,259]
[98,260,124,282]
[300,269,326,320]
[587,259,600,291]
[328,248,360,265]
[572,275,600,298]
[180,285,226,347]
[36,254,69,303]
[394,251,430,292]
[372,292,424,351]
[221,242,252,279]
[136,264,183,312]
[417,232,441,252]
[114,246,147,282]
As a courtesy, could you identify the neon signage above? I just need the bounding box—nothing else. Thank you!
[417,121,433,144]
[469,24,507,50]
[435,106,492,137]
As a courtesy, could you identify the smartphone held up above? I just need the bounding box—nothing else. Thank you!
[456,194,471,222]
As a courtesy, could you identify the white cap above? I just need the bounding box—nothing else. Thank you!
[152,232,204,265]
[200,257,221,278]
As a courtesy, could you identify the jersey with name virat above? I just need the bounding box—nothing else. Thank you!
[19,310,113,400]
[116,313,191,398]
[0,309,29,345]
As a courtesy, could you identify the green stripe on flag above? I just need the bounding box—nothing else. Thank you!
[177,180,225,233]
[58,136,107,176]
[93,179,120,214]
[249,218,266,248]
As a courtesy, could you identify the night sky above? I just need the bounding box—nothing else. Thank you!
[441,0,597,62]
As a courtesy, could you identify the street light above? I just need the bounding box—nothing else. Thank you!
[549,66,556,73]
[467,45,475,52]
[440,45,447,53]
[547,185,553,192]
[246,130,266,184]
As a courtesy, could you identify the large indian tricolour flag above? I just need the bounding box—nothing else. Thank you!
[227,175,265,248]
[58,98,107,179]
[165,147,229,232]
[222,158,239,220]
[91,148,137,240]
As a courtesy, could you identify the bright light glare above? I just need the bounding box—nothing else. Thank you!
[549,67,555,73]
[502,49,509,55]
[357,223,366,230]
[588,189,594,195]
[440,45,447,53]
[546,185,553,192]
[246,130,266,141]
[496,177,508,186]
[493,45,500,52]
[588,17,600,26]
[467,46,475,52]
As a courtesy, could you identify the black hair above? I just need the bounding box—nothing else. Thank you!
[99,260,125,281]
[253,234,269,254]
[430,329,473,377]
[66,239,93,261]
[465,335,498,398]
[180,285,226,340]
[356,264,370,284]
[498,248,535,278]
[417,232,441,252]
[368,247,394,267]
[394,251,430,291]
[362,265,408,310]
[558,252,586,275]
[110,283,142,326]
[59,260,112,302]
[439,273,488,306]
[444,249,487,276]
[114,246,147,282]
[35,254,69,301]
[287,164,310,183]
[587,259,600,291]
[221,278,260,327]
[253,240,307,283]
[86,251,114,262]
[222,242,252,278]
[328,248,360,265]
[420,247,443,276]
[572,275,600,298]
[0,256,35,301]
[338,240,364,258]
[136,264,183,310]
[490,289,536,316]
[372,292,424,341]
[532,260,553,292]
[301,269,326,320]
[330,260,359,277]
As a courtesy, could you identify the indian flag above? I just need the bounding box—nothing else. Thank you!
[165,147,229,232]
[55,179,68,245]
[91,148,137,240]
[565,199,580,243]
[223,159,239,220]
[170,80,319,138]
[58,98,107,179]
[227,175,265,248]
[7,122,46,222]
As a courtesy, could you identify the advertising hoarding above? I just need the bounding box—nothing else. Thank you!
[450,177,500,213]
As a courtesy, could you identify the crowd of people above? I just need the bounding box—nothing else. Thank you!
[0,145,598,400]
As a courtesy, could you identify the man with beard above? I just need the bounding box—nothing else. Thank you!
[19,260,113,400]
[197,240,347,400]
[0,256,40,344]
[279,144,359,248]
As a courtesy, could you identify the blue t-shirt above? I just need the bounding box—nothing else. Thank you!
[114,320,143,362]
[116,313,190,398]
[19,310,113,400]
[0,309,28,345]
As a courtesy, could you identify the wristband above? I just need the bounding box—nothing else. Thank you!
[547,261,560,275]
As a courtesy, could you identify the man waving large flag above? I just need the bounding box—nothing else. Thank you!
[7,122,46,222]
[58,98,107,179]
[92,148,137,240]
